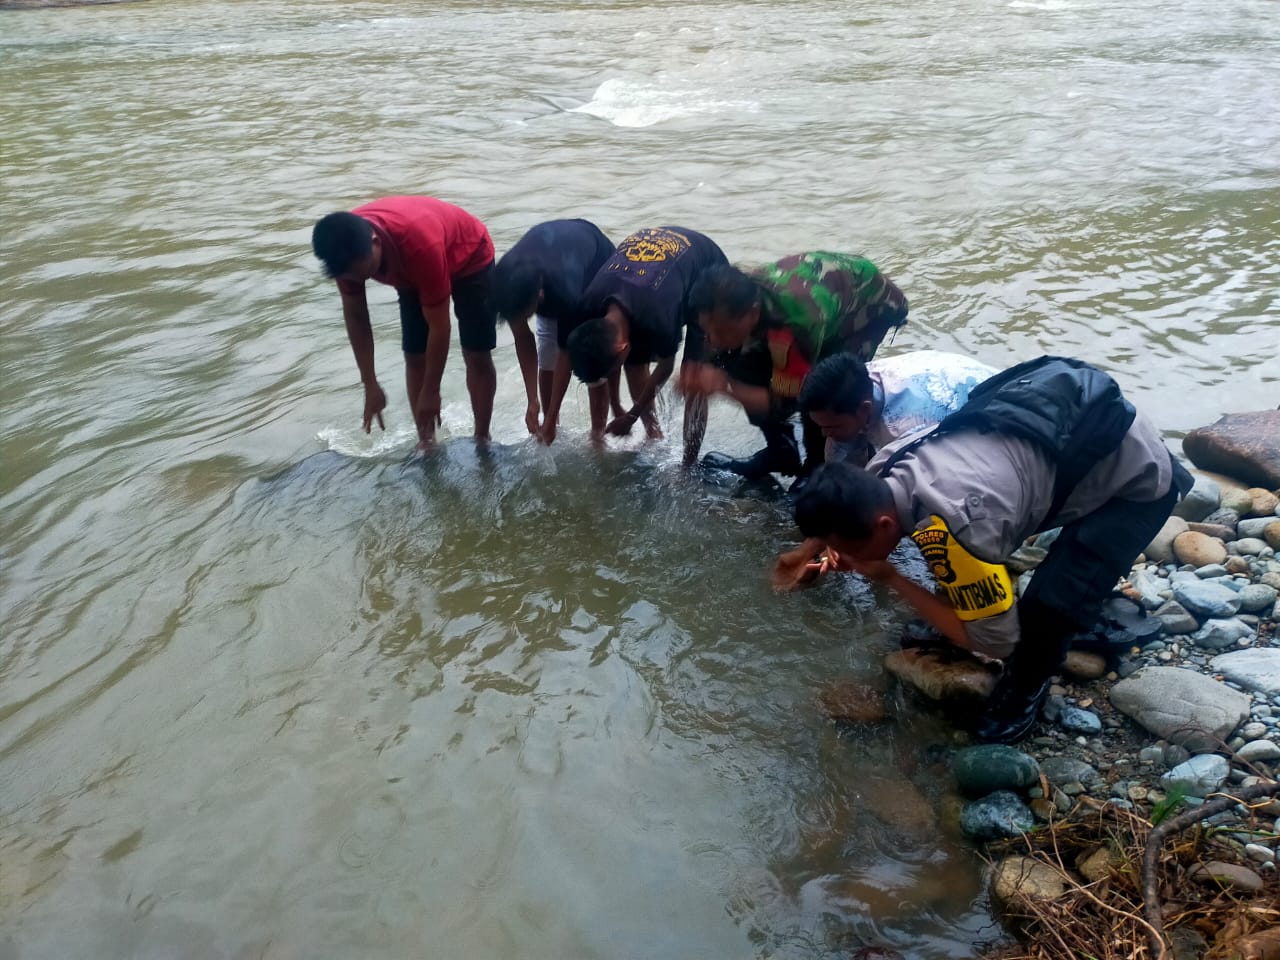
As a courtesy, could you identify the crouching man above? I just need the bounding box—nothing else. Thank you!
[786,356,1190,743]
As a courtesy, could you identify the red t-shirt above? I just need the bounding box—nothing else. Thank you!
[337,196,494,304]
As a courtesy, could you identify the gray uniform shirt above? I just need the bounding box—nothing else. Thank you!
[867,411,1172,658]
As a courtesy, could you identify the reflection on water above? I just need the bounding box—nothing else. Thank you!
[1,0,1278,956]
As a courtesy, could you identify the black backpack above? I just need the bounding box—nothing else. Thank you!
[877,356,1139,521]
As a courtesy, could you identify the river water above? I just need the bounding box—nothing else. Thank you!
[1,0,1278,957]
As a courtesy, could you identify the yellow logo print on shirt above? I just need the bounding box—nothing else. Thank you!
[909,515,1015,622]
[618,228,690,263]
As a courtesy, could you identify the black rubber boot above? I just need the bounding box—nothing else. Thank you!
[974,673,1052,744]
[701,431,802,480]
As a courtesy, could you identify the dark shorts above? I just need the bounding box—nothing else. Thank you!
[397,262,497,354]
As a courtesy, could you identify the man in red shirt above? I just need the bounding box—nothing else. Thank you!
[311,196,508,445]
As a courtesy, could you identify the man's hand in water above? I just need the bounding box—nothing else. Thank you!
[677,362,728,398]
[772,541,830,591]
[415,388,442,446]
[605,411,637,437]
[362,382,388,433]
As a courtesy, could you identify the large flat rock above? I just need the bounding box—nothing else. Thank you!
[1110,667,1250,751]
[1209,648,1280,697]
[1183,410,1280,488]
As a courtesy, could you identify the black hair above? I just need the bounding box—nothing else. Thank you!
[566,316,620,383]
[798,353,874,415]
[687,264,760,318]
[792,462,895,541]
[491,254,541,320]
[311,211,373,279]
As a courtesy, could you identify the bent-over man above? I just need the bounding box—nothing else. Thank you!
[312,196,512,445]
[567,225,729,462]
[785,356,1190,743]
[679,253,908,479]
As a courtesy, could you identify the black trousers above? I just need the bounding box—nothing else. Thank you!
[1006,480,1180,690]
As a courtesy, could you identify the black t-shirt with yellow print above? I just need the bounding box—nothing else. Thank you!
[580,226,728,364]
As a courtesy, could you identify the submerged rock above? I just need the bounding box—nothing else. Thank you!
[856,775,938,835]
[818,681,888,724]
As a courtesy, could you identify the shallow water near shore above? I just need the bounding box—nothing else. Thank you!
[1,0,1278,957]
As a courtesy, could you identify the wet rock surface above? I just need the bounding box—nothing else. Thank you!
[1183,410,1280,488]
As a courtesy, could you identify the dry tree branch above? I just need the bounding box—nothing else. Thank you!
[1141,780,1280,960]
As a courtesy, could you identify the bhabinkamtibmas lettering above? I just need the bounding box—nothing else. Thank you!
[939,572,1009,612]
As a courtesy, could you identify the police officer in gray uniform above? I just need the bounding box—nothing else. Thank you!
[788,356,1190,743]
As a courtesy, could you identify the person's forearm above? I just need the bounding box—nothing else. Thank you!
[343,306,378,384]
[627,356,675,417]
[588,382,609,435]
[725,379,771,416]
[422,315,450,396]
[783,537,826,565]
[682,392,707,464]
[510,320,540,410]
[607,369,624,416]
[546,352,573,428]
[882,571,970,647]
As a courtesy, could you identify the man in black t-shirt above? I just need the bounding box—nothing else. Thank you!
[568,225,729,464]
[492,219,617,444]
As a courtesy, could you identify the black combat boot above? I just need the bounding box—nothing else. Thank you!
[701,430,802,479]
[973,671,1052,744]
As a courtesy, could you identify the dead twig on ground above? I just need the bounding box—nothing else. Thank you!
[1140,780,1280,959]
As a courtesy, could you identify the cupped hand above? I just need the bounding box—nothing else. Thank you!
[677,362,728,397]
[772,546,826,591]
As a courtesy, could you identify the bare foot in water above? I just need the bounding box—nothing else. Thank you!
[641,411,664,440]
